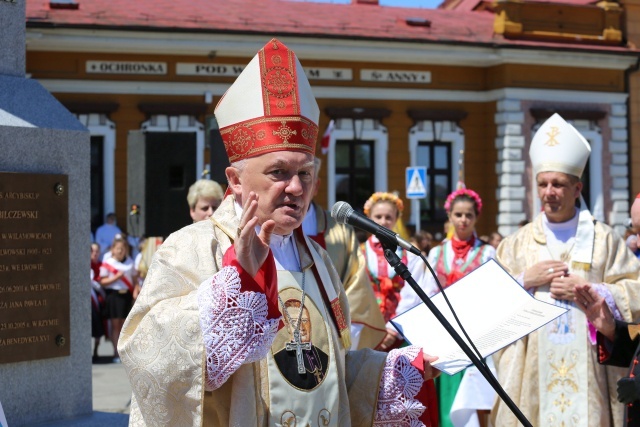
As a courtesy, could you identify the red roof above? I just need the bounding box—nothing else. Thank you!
[439,0,596,11]
[25,0,635,53]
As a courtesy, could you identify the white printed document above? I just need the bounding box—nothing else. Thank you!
[390,259,567,375]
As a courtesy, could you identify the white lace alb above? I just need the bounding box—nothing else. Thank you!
[197,266,280,391]
[374,345,427,427]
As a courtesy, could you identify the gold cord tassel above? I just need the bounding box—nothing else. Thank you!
[341,329,351,350]
[571,261,591,272]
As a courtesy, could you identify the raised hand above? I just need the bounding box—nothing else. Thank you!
[235,192,276,277]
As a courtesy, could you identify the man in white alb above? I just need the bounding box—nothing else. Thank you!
[119,38,440,427]
[492,113,640,427]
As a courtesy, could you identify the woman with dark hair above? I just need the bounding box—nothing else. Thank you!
[425,188,495,427]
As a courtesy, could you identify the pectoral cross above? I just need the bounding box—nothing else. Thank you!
[285,329,311,374]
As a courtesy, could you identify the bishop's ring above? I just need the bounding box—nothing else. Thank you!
[548,267,554,274]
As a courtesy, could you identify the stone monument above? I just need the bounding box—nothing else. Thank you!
[0,1,92,426]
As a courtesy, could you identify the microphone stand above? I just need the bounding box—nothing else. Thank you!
[381,242,532,427]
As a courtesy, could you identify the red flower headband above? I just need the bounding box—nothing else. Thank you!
[444,188,483,214]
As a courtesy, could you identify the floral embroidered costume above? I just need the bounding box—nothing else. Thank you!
[361,192,428,324]
[119,39,436,427]
[303,200,387,350]
[424,188,495,427]
[360,191,438,426]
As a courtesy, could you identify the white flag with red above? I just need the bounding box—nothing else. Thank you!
[320,120,335,155]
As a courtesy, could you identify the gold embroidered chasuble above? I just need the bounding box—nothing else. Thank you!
[119,195,387,426]
[491,213,640,427]
[313,202,387,349]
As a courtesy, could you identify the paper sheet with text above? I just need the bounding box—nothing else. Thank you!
[390,259,567,375]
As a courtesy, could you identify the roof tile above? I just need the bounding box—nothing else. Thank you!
[25,0,635,53]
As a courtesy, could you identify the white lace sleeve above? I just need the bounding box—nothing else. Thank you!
[374,345,427,427]
[197,265,281,391]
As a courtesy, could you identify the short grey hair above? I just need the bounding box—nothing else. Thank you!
[186,179,224,209]
[231,159,249,172]
[313,157,322,176]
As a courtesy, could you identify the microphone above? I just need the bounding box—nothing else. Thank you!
[331,201,421,255]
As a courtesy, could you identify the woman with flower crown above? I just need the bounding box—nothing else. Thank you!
[425,188,495,427]
[362,192,427,343]
[362,191,439,426]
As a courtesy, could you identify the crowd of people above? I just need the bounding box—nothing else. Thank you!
[90,178,224,363]
[83,38,640,427]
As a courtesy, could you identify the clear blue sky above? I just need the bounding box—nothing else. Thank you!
[294,0,441,9]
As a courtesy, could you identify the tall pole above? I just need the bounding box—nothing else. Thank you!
[457,149,465,189]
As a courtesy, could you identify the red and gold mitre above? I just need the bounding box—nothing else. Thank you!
[214,38,319,163]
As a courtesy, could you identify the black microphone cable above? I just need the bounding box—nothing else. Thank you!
[332,200,488,370]
[417,250,490,372]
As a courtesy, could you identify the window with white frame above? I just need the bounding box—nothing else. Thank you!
[326,118,388,210]
[77,113,116,233]
[141,114,206,180]
[408,121,464,232]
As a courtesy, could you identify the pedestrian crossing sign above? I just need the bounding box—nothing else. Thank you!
[406,167,427,199]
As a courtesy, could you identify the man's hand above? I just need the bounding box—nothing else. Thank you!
[617,376,640,404]
[523,261,568,290]
[574,283,615,340]
[235,192,276,277]
[549,274,588,301]
[423,353,440,381]
[376,330,400,352]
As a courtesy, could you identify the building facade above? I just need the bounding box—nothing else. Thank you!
[25,0,639,238]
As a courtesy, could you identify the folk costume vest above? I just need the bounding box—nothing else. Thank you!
[363,236,407,322]
[430,236,490,288]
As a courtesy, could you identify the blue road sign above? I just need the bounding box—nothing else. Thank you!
[406,167,427,199]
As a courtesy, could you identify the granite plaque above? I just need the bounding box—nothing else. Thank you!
[0,172,70,363]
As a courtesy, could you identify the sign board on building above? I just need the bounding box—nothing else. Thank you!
[86,61,167,75]
[406,167,427,199]
[176,63,245,76]
[361,69,431,84]
[304,67,352,81]
[175,63,352,81]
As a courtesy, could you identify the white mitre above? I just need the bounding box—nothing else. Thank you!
[529,113,591,178]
